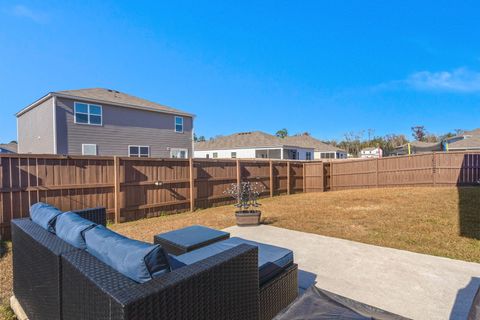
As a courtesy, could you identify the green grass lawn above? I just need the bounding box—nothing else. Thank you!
[1,186,480,319]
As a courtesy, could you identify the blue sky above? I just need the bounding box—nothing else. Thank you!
[1,0,479,143]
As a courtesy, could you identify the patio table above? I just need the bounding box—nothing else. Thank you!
[153,225,230,255]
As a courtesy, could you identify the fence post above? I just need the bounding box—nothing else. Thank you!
[113,156,121,224]
[269,160,274,197]
[189,158,195,211]
[303,162,306,193]
[236,159,241,189]
[287,161,291,195]
[432,152,436,187]
[376,158,379,188]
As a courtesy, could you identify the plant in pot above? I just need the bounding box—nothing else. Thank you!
[224,181,266,226]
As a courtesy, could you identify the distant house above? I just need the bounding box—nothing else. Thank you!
[0,142,18,154]
[444,128,480,151]
[390,141,442,156]
[16,88,194,158]
[360,147,382,158]
[281,134,347,159]
[194,131,315,160]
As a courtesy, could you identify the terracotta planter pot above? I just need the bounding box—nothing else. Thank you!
[235,210,261,226]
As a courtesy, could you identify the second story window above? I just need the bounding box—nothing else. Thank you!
[213,152,218,158]
[75,102,102,125]
[231,152,237,158]
[175,116,184,133]
[129,145,150,157]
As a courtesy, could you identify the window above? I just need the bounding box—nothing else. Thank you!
[231,152,237,158]
[170,148,188,158]
[174,116,184,133]
[306,152,312,160]
[129,145,150,157]
[82,144,97,156]
[213,152,218,158]
[74,102,102,125]
[206,154,210,159]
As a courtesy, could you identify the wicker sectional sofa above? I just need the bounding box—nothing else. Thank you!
[11,205,297,320]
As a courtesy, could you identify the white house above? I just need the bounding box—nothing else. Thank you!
[194,131,315,160]
[282,134,347,160]
[360,147,383,158]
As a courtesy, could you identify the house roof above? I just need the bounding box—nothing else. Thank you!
[448,136,480,149]
[195,131,316,151]
[463,128,480,136]
[195,131,284,150]
[16,88,194,117]
[282,135,345,153]
[0,142,18,153]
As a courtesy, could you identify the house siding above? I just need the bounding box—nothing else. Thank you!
[55,97,193,157]
[17,97,55,154]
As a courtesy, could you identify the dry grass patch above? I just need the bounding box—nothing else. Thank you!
[0,242,14,320]
[112,186,480,263]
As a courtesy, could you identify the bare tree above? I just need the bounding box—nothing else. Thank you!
[411,126,426,141]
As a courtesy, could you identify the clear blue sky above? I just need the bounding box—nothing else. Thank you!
[1,0,480,143]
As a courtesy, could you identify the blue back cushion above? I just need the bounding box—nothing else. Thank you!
[30,202,63,233]
[84,226,170,283]
[55,212,96,249]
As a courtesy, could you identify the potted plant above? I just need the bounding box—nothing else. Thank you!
[224,181,265,226]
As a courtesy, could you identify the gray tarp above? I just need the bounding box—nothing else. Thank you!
[274,286,410,320]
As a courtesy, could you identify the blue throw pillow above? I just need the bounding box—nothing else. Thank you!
[84,226,170,283]
[29,202,63,233]
[55,212,96,249]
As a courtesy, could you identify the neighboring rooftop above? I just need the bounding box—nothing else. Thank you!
[282,134,346,153]
[195,131,343,151]
[0,142,18,153]
[462,128,480,136]
[195,131,289,151]
[448,136,480,150]
[17,88,193,117]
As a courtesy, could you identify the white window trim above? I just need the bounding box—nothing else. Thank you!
[82,144,97,156]
[174,116,184,133]
[74,102,103,126]
[170,148,188,158]
[128,145,150,157]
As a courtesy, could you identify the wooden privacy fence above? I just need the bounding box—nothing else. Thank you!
[2,151,479,240]
[324,151,480,190]
[0,154,308,240]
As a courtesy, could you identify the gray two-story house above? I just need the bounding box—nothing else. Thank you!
[16,88,194,158]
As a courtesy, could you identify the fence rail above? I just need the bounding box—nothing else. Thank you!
[0,155,310,239]
[2,151,480,240]
[327,151,480,191]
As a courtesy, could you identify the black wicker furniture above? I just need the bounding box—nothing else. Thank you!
[153,225,230,255]
[12,204,298,320]
[11,207,106,320]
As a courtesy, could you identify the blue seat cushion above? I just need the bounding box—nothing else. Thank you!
[29,202,63,233]
[170,237,293,285]
[55,211,96,249]
[85,226,170,283]
[157,225,229,249]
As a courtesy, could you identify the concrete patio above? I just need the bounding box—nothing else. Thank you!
[225,225,480,320]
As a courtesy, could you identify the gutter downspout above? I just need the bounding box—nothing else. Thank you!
[52,95,57,154]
